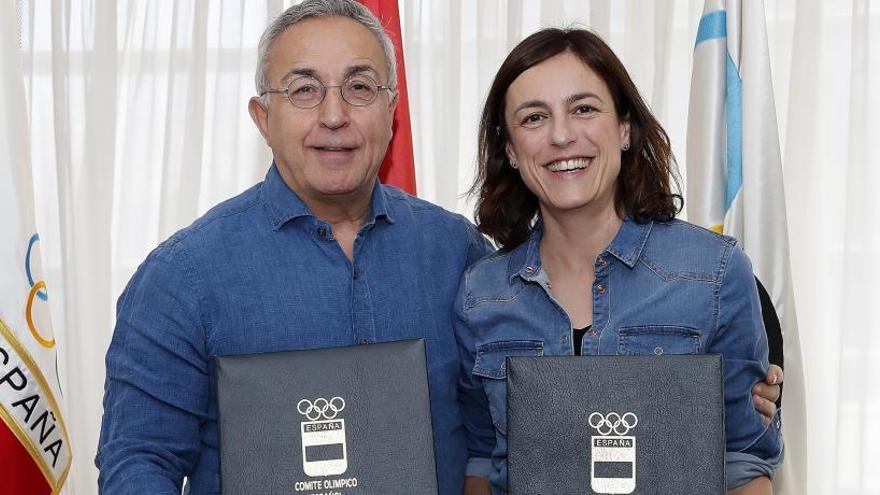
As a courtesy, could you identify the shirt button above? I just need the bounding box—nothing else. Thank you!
[597,257,607,266]
[359,338,369,345]
[561,335,568,343]
[589,329,598,337]
[525,266,535,274]
[596,284,606,294]
[317,227,327,238]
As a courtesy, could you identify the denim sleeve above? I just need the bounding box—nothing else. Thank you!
[453,271,496,479]
[726,432,785,488]
[463,220,495,267]
[96,242,209,494]
[710,245,783,489]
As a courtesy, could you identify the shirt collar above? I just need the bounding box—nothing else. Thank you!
[605,217,652,268]
[507,222,545,281]
[260,163,395,230]
[507,216,653,279]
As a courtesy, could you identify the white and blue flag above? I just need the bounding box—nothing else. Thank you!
[687,1,806,493]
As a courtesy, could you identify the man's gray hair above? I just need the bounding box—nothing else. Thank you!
[255,0,397,105]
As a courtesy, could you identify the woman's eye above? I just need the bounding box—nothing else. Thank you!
[575,104,596,115]
[520,114,547,126]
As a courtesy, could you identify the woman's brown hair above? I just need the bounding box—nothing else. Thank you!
[473,28,682,250]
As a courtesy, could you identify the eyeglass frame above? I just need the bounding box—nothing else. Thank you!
[259,73,396,109]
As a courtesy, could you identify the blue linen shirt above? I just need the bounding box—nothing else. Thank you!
[454,218,783,493]
[96,164,492,494]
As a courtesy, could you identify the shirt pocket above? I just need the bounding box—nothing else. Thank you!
[617,325,703,356]
[472,340,544,432]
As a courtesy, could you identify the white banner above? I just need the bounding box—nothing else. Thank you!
[0,2,72,491]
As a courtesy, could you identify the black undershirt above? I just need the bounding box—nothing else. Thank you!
[572,325,592,356]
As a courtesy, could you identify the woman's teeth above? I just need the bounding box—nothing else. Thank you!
[547,158,589,172]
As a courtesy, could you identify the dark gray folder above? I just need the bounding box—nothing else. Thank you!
[507,355,725,495]
[214,339,438,495]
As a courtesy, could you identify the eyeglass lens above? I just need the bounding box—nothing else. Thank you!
[287,75,379,108]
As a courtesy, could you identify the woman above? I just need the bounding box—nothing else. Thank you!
[455,28,782,494]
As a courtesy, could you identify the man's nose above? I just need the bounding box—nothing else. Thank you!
[318,87,350,130]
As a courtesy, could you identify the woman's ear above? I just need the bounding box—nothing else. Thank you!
[505,143,519,169]
[619,118,631,150]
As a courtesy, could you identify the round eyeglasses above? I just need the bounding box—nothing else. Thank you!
[260,74,395,109]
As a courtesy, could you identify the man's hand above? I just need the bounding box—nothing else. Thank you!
[728,475,772,494]
[464,475,492,495]
[752,364,783,425]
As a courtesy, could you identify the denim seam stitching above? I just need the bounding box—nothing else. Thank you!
[172,242,214,351]
[712,240,734,334]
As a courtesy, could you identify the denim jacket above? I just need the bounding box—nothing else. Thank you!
[454,218,783,493]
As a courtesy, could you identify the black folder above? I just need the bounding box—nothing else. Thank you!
[214,339,438,495]
[507,355,725,495]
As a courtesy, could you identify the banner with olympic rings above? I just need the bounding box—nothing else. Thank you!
[1,5,72,492]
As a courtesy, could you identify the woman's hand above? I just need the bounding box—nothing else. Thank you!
[751,364,783,425]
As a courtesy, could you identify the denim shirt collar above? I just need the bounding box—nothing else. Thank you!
[260,163,395,230]
[507,216,653,280]
[606,217,652,267]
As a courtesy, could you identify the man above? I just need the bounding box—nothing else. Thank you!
[96,2,490,493]
[96,1,782,494]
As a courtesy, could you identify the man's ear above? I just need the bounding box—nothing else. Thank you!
[385,92,398,140]
[389,89,400,109]
[389,91,399,118]
[249,97,271,146]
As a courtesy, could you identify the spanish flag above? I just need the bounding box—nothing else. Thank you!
[359,0,417,195]
[0,3,72,493]
[687,1,806,493]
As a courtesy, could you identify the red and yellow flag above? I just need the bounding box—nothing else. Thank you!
[359,0,417,195]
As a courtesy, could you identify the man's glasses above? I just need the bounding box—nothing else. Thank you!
[260,74,395,109]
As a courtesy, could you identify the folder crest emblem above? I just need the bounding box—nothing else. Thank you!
[588,412,638,494]
[297,397,348,477]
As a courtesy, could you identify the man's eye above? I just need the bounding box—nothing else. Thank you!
[292,84,319,95]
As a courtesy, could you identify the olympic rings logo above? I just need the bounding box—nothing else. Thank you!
[25,234,54,349]
[589,412,638,436]
[297,397,346,421]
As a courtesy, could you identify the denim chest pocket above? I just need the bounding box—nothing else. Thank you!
[617,325,703,355]
[472,340,544,432]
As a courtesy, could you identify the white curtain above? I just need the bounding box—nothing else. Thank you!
[766,1,880,493]
[19,1,275,493]
[15,1,879,493]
